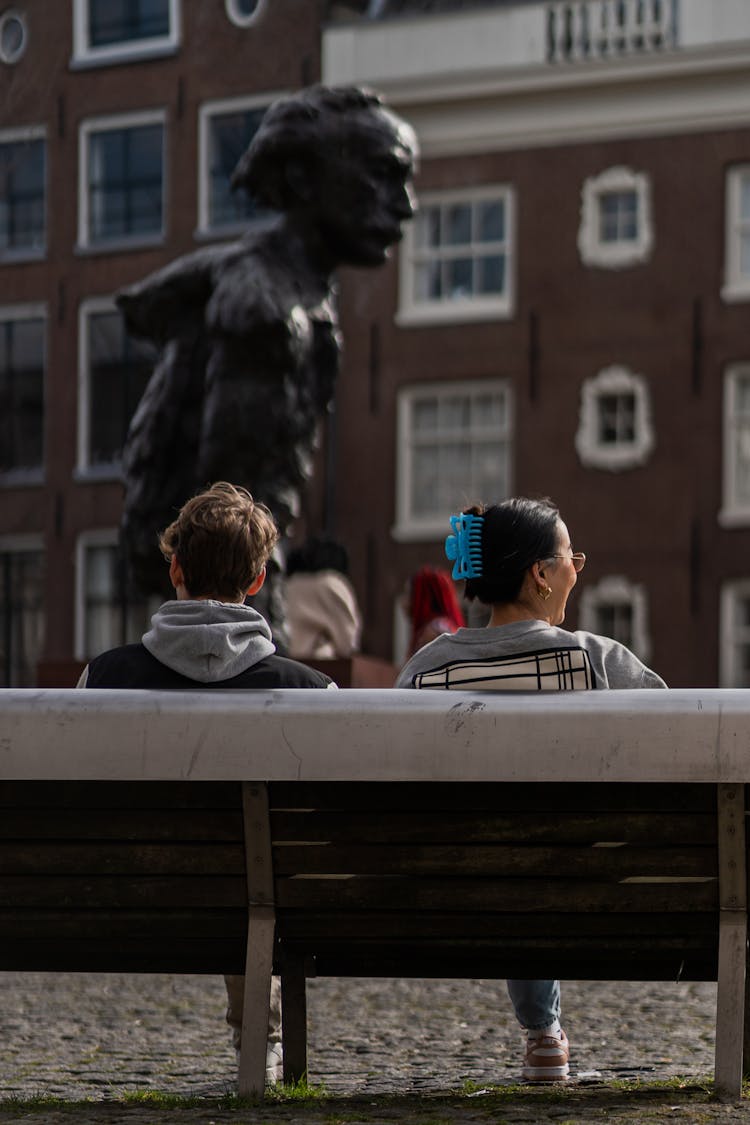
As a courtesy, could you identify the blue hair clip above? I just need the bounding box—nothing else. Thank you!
[445,513,484,580]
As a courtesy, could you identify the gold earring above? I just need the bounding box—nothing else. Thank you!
[539,584,552,601]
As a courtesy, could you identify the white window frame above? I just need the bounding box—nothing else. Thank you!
[722,165,750,303]
[719,363,750,527]
[72,0,180,68]
[0,302,46,486]
[397,184,516,326]
[196,91,282,238]
[78,109,167,252]
[393,378,513,542]
[720,579,750,687]
[578,574,651,664]
[578,166,653,269]
[575,364,654,471]
[225,0,268,27]
[0,124,47,262]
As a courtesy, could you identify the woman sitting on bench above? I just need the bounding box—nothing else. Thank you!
[396,496,667,1082]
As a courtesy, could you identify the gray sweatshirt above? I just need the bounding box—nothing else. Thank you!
[396,619,667,691]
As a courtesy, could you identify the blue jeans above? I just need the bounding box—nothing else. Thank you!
[506,979,560,1031]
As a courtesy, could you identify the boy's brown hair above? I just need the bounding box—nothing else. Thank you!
[159,482,279,602]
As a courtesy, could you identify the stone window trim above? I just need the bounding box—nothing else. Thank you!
[577,574,651,665]
[577,166,654,270]
[77,108,167,252]
[71,0,180,68]
[0,302,46,486]
[397,183,516,326]
[719,363,750,528]
[0,9,28,65]
[196,91,283,238]
[722,165,750,304]
[225,0,267,28]
[392,377,513,543]
[720,578,750,688]
[575,364,655,472]
[0,124,46,263]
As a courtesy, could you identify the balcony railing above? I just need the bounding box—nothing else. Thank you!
[546,0,677,62]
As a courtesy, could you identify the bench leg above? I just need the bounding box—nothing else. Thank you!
[281,952,308,1084]
[715,784,747,1100]
[237,906,276,1097]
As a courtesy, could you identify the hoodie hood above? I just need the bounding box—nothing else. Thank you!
[142,600,276,682]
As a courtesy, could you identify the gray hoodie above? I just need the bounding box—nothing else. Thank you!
[396,619,667,691]
[141,600,277,682]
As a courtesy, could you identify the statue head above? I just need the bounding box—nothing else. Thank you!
[231,84,418,268]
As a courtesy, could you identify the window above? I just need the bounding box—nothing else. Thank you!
[197,95,274,236]
[398,186,515,324]
[578,166,653,269]
[77,298,156,477]
[0,536,44,686]
[75,531,150,660]
[0,10,28,64]
[0,306,45,480]
[394,379,512,541]
[0,128,46,260]
[575,365,654,471]
[72,0,180,66]
[722,166,750,303]
[79,111,165,249]
[578,575,651,664]
[225,0,267,26]
[719,364,750,527]
[720,580,750,687]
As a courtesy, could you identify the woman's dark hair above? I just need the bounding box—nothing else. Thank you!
[463,497,560,606]
[286,536,350,577]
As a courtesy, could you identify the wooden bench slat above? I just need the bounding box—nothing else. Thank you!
[272,843,717,878]
[275,876,718,912]
[0,843,245,875]
[277,910,718,940]
[0,810,244,841]
[271,811,716,845]
[269,781,716,813]
[0,875,246,907]
[0,781,242,809]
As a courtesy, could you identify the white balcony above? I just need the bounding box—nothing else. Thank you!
[322,0,750,156]
[323,0,750,89]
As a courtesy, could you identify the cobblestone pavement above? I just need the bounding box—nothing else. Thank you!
[0,972,746,1123]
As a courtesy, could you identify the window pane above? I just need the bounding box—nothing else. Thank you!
[414,260,442,301]
[89,124,163,242]
[440,395,470,430]
[599,190,638,243]
[0,139,45,253]
[0,318,44,471]
[598,393,635,444]
[208,107,268,228]
[446,204,471,246]
[478,200,504,242]
[478,254,504,294]
[84,544,148,658]
[412,398,438,434]
[412,445,440,513]
[740,176,750,222]
[88,310,155,466]
[447,257,473,298]
[0,549,44,686]
[89,0,170,47]
[740,233,750,279]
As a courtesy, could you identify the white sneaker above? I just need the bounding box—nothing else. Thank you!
[266,1040,284,1085]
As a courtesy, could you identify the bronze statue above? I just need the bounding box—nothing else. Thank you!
[117,85,418,625]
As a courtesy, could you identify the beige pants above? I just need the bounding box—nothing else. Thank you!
[224,974,282,1050]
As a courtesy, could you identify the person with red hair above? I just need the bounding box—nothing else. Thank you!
[406,565,466,657]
